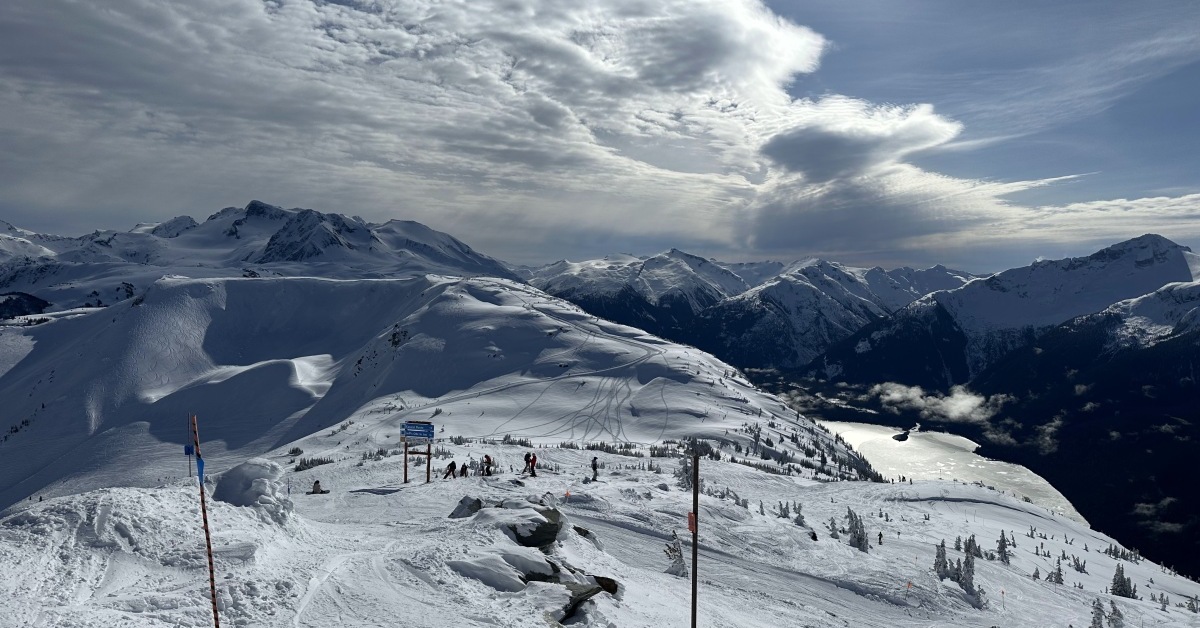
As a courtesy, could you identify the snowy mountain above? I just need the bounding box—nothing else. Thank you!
[687,260,977,368]
[0,274,873,509]
[0,201,517,313]
[958,279,1200,576]
[812,234,1200,388]
[527,249,751,341]
[532,253,977,369]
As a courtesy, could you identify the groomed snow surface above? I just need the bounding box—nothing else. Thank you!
[4,443,1200,627]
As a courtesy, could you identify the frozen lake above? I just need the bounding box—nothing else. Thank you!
[820,421,1086,523]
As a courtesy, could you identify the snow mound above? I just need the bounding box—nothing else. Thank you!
[213,458,292,524]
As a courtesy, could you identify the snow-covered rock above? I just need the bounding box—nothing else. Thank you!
[213,458,293,524]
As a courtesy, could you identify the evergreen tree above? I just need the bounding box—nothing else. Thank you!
[1107,600,1124,628]
[1049,559,1065,585]
[960,553,976,596]
[997,531,1010,565]
[934,540,950,580]
[1031,567,1040,580]
[845,507,869,552]
[1090,598,1106,628]
[954,536,962,552]
[828,516,840,539]
[1110,564,1135,599]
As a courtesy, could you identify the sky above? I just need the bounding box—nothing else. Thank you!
[1,0,1198,272]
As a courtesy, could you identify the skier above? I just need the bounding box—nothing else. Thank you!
[529,453,538,477]
[591,456,599,481]
[878,531,883,545]
[482,454,493,476]
[443,460,458,479]
[460,463,470,478]
[522,452,532,474]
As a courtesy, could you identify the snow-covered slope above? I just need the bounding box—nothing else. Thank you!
[3,441,1198,627]
[0,201,517,312]
[0,274,872,509]
[815,234,1200,386]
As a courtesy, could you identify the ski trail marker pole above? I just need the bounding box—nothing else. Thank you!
[190,414,221,628]
[691,451,699,628]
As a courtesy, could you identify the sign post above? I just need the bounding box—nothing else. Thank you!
[402,421,435,484]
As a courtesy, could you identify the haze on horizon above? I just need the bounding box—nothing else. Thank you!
[1,0,1198,273]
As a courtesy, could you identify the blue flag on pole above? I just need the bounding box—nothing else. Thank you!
[196,457,205,483]
[184,444,194,456]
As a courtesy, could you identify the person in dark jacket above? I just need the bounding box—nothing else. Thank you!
[443,460,458,479]
[482,454,493,476]
[460,463,470,478]
[529,453,538,477]
[591,456,599,481]
[522,452,532,474]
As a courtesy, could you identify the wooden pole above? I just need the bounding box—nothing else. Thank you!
[426,441,432,484]
[403,438,409,484]
[190,415,221,628]
[691,452,699,628]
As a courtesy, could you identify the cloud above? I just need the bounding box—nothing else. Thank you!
[0,0,1198,266]
[760,98,961,183]
[869,382,1011,424]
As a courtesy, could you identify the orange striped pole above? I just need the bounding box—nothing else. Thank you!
[191,415,221,628]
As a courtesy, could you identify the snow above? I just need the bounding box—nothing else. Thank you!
[4,442,1199,627]
[213,458,294,524]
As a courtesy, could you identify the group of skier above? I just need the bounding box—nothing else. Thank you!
[442,454,497,479]
[310,449,602,492]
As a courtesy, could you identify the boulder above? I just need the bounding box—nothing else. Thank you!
[448,496,483,519]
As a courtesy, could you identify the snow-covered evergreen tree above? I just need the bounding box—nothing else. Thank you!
[960,553,976,596]
[1090,598,1106,628]
[997,531,1010,565]
[845,507,869,553]
[1031,566,1040,580]
[1107,600,1124,627]
[828,516,840,539]
[934,540,950,580]
[664,530,688,578]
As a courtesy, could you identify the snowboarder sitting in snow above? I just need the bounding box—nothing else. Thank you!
[529,453,538,477]
[591,456,599,481]
[443,460,458,480]
[308,480,328,495]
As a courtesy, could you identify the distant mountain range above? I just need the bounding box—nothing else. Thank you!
[527,249,978,369]
[0,200,516,311]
